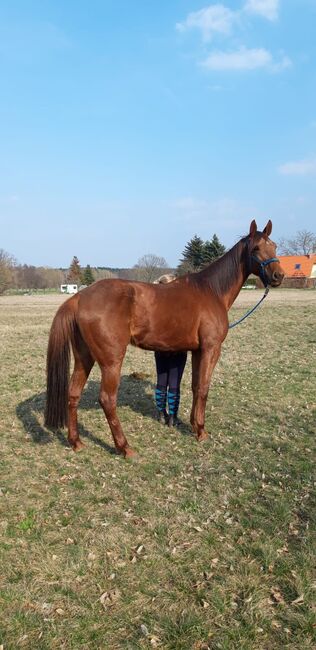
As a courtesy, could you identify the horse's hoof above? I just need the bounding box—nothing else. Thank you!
[72,438,85,451]
[197,431,208,442]
[124,447,138,460]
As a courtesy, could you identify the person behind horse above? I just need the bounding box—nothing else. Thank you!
[153,274,187,427]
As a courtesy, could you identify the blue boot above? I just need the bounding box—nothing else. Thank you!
[167,390,180,427]
[155,387,168,424]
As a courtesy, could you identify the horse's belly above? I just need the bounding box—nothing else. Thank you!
[130,325,199,352]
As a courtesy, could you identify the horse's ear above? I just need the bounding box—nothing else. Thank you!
[249,220,257,239]
[263,219,272,237]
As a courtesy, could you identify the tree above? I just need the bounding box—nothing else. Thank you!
[82,264,95,285]
[178,233,225,274]
[133,254,168,282]
[178,235,205,273]
[15,265,43,289]
[13,265,65,290]
[67,256,82,284]
[94,268,117,280]
[278,230,316,255]
[203,234,226,264]
[40,268,65,289]
[0,249,16,294]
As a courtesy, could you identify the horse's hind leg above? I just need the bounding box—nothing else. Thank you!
[99,358,136,458]
[68,340,94,451]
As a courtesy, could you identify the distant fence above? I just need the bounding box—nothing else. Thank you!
[280,277,316,289]
[256,277,316,289]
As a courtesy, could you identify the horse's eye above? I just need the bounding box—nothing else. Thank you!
[253,246,259,252]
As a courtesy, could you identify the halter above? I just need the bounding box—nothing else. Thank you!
[228,248,279,330]
[250,255,280,288]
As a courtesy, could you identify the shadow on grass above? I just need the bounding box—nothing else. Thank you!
[16,374,193,451]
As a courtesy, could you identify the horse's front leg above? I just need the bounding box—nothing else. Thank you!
[190,344,221,441]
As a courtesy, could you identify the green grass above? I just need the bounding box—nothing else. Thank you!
[0,293,315,649]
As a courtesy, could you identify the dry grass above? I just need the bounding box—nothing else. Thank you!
[0,291,315,649]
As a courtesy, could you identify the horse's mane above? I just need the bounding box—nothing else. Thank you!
[187,236,249,297]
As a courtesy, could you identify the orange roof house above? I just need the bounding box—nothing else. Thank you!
[279,254,316,279]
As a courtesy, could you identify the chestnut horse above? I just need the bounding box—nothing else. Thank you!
[45,220,284,457]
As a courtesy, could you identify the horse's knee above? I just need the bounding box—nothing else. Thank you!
[68,395,80,409]
[196,386,209,402]
[99,391,116,415]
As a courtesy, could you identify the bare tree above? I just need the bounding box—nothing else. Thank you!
[133,254,168,282]
[0,249,16,294]
[93,268,117,281]
[39,267,65,289]
[15,265,43,289]
[13,265,65,290]
[117,268,136,280]
[278,230,316,255]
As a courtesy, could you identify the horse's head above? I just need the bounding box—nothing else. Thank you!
[247,220,284,287]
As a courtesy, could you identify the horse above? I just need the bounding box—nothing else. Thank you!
[45,220,284,457]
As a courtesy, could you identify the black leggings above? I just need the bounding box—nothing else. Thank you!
[154,351,187,392]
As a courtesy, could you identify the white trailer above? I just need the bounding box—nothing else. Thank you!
[60,284,78,294]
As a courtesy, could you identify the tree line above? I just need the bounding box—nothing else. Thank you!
[1,229,315,294]
[0,233,225,294]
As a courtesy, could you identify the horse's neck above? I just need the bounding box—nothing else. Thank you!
[201,241,248,311]
[222,267,247,310]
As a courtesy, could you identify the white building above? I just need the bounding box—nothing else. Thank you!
[60,284,78,294]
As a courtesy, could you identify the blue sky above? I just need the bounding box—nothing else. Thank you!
[1,0,316,267]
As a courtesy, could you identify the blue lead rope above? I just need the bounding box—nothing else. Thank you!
[228,286,270,329]
[228,254,279,329]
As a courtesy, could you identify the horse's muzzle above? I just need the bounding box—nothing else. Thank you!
[270,270,284,287]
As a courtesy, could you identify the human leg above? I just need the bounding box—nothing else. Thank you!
[167,352,187,426]
[154,352,169,423]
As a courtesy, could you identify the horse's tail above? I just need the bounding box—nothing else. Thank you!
[45,296,78,429]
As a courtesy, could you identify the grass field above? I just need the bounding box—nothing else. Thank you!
[0,291,315,649]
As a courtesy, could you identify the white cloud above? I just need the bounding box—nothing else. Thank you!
[201,47,290,72]
[176,4,236,42]
[176,2,289,74]
[244,0,279,21]
[278,157,316,176]
[202,47,272,70]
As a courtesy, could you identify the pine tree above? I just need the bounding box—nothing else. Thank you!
[178,233,225,274]
[67,256,82,284]
[82,264,95,285]
[210,233,226,258]
[203,234,226,264]
[179,235,205,272]
[203,240,216,264]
